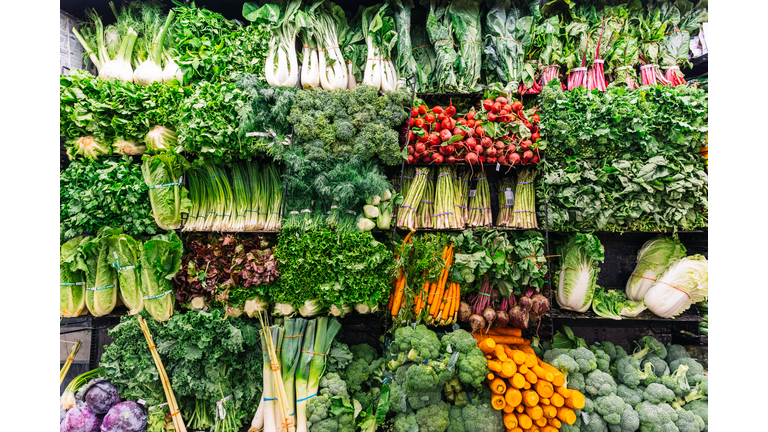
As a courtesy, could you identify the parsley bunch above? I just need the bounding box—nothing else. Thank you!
[60,156,157,239]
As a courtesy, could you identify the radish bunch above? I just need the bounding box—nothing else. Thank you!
[401,96,543,167]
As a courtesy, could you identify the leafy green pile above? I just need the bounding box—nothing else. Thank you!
[273,229,394,309]
[100,310,264,431]
[538,84,708,159]
[171,2,271,85]
[60,70,190,150]
[537,155,708,232]
[287,84,410,166]
[60,156,157,239]
[449,230,548,298]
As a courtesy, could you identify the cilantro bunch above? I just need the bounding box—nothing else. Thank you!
[60,156,157,239]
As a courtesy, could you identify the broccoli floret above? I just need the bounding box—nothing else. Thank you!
[345,359,371,393]
[408,388,443,410]
[543,348,570,365]
[327,341,354,374]
[661,364,691,398]
[320,373,349,398]
[585,369,618,397]
[415,400,451,432]
[446,405,465,432]
[637,402,679,432]
[393,412,418,432]
[596,394,626,425]
[460,403,504,432]
[568,371,586,393]
[337,413,355,432]
[407,325,442,361]
[570,347,598,374]
[334,119,356,142]
[583,397,596,413]
[684,374,707,403]
[560,415,582,432]
[391,326,415,355]
[665,344,691,364]
[615,356,652,389]
[307,394,333,425]
[600,341,618,361]
[643,354,670,377]
[388,380,409,413]
[441,329,478,354]
[608,405,640,432]
[668,358,704,377]
[310,417,339,432]
[591,347,612,373]
[406,362,442,392]
[456,346,488,388]
[350,344,378,364]
[582,411,609,432]
[674,407,704,432]
[631,336,667,361]
[552,354,580,383]
[684,400,708,432]
[616,384,643,408]
[643,383,676,404]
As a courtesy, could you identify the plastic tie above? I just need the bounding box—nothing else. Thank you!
[86,284,115,291]
[66,357,75,362]
[437,172,452,178]
[615,66,633,71]
[593,59,604,64]
[264,398,277,401]
[284,334,304,338]
[571,67,587,72]
[631,274,657,282]
[148,180,181,189]
[170,411,180,417]
[493,36,522,45]
[412,44,432,51]
[478,292,491,297]
[433,212,454,217]
[60,282,85,286]
[296,393,317,402]
[658,280,690,299]
[148,345,156,351]
[513,210,537,214]
[420,201,435,204]
[466,392,473,404]
[143,290,173,300]
[301,350,327,356]
[517,181,533,185]
[640,64,656,70]
[271,362,280,371]
[564,266,591,271]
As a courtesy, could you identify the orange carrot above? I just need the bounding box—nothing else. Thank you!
[547,418,561,428]
[554,386,571,399]
[474,333,530,346]
[503,404,516,413]
[510,373,526,389]
[516,413,532,430]
[490,378,507,395]
[523,381,531,390]
[550,393,564,408]
[427,282,438,310]
[494,344,509,361]
[487,373,495,381]
[486,327,523,337]
[511,350,528,365]
[478,338,496,355]
[565,390,585,410]
[534,416,548,427]
[505,388,522,408]
[540,405,557,419]
[556,407,576,425]
[430,282,444,317]
[540,398,550,405]
[516,405,525,413]
[440,283,454,320]
[391,273,406,316]
[503,412,518,430]
[488,360,502,373]
[525,405,543,421]
[511,428,523,432]
[541,424,558,432]
[534,381,554,399]
[518,364,529,375]
[522,390,539,407]
[523,354,537,369]
[531,365,554,382]
[537,361,565,387]
[524,370,537,384]
[500,361,517,379]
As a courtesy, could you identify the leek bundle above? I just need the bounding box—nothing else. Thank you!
[295,317,342,432]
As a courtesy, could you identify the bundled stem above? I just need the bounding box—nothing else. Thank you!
[434,167,457,229]
[417,168,435,229]
[455,167,471,224]
[467,172,491,227]
[495,177,516,227]
[397,167,430,230]
[511,167,538,229]
[60,340,82,385]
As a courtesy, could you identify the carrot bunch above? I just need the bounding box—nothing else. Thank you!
[389,232,415,317]
[416,244,459,325]
[476,331,585,432]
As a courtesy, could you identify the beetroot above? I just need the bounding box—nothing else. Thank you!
[530,293,550,316]
[445,100,456,117]
[442,117,455,130]
[511,101,523,111]
[467,110,477,120]
[497,155,507,165]
[458,301,472,322]
[518,295,532,312]
[506,143,517,154]
[499,109,509,117]
[509,305,529,329]
[482,307,496,331]
[433,105,444,114]
[509,152,521,165]
[493,310,510,328]
[478,155,486,163]
[531,153,540,164]
[415,142,426,153]
[407,154,414,163]
[469,314,485,333]
[491,102,502,114]
[482,99,493,110]
[487,112,498,122]
[486,156,497,164]
[530,132,541,142]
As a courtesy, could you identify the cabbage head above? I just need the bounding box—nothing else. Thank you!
[557,234,604,313]
[625,236,687,302]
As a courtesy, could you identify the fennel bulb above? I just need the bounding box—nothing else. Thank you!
[273,302,296,316]
[299,299,323,317]
[245,296,270,318]
[363,205,380,219]
[625,236,687,301]
[329,303,352,317]
[644,255,708,318]
[133,10,175,86]
[556,234,605,312]
[162,57,183,84]
[357,217,376,232]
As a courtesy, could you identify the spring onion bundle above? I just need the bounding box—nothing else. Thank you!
[185,161,283,232]
[295,317,342,432]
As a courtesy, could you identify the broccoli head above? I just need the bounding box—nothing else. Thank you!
[441,329,479,354]
[631,336,667,361]
[446,406,466,432]
[560,415,582,432]
[408,325,442,361]
[543,348,570,364]
[408,388,443,410]
[615,356,652,389]
[585,369,618,397]
[570,347,598,374]
[608,405,640,432]
[583,397,596,413]
[636,402,679,432]
[684,374,707,403]
[393,412,418,432]
[595,394,626,425]
[388,380,409,413]
[674,407,705,432]
[552,354,580,380]
[582,411,609,432]
[320,373,349,398]
[310,417,339,432]
[460,403,504,432]
[350,344,378,364]
[643,383,676,404]
[406,362,442,392]
[456,346,488,388]
[345,359,372,394]
[391,326,415,355]
[599,341,618,361]
[568,371,586,393]
[684,400,708,432]
[415,401,451,432]
[665,344,690,364]
[616,384,644,408]
[660,364,691,398]
[591,347,611,373]
[307,394,333,425]
[642,354,670,378]
[668,358,704,377]
[327,341,354,374]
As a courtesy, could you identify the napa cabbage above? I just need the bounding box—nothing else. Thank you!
[644,255,708,318]
[625,236,687,302]
[557,234,604,313]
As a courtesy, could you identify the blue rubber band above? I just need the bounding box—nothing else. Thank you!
[296,394,317,402]
[466,392,472,405]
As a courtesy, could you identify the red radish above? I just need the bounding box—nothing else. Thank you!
[432,153,445,163]
[531,132,541,142]
[445,100,456,117]
[407,131,415,143]
[506,143,517,154]
[465,152,479,165]
[458,118,467,126]
[440,129,452,142]
[475,125,485,136]
[415,118,424,128]
[523,121,532,129]
[478,155,486,163]
[466,137,477,148]
[520,140,532,151]
[530,124,538,133]
[496,96,508,105]
[499,109,509,117]
[486,156,497,164]
[432,105,443,114]
[437,113,446,122]
[494,141,504,151]
[511,101,523,111]
[523,150,534,163]
[486,147,497,157]
[407,145,415,154]
[498,155,508,165]
[425,113,435,124]
[415,142,426,153]
[467,119,475,128]
[428,133,440,146]
[474,144,484,154]
[467,110,477,120]
[503,104,513,112]
[453,127,466,138]
[417,133,429,143]
[531,153,540,164]
[487,112,498,122]
[418,105,428,115]
[407,154,414,163]
[492,102,502,114]
[411,107,419,117]
[442,117,455,130]
[531,114,540,123]
[440,144,455,156]
[447,155,457,164]
[481,137,493,148]
[409,118,417,127]
[509,152,521,165]
[482,99,493,110]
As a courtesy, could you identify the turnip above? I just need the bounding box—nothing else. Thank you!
[468,314,485,333]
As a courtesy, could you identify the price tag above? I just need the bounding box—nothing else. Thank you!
[137,399,146,406]
[469,189,476,198]
[504,189,514,206]
[496,163,501,171]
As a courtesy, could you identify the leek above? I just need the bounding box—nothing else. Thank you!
[281,318,307,432]
[296,317,342,432]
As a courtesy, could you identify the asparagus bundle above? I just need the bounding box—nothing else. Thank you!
[417,168,435,229]
[467,172,491,227]
[397,167,430,230]
[495,177,516,227]
[511,167,538,228]
[434,167,460,229]
[455,167,471,224]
